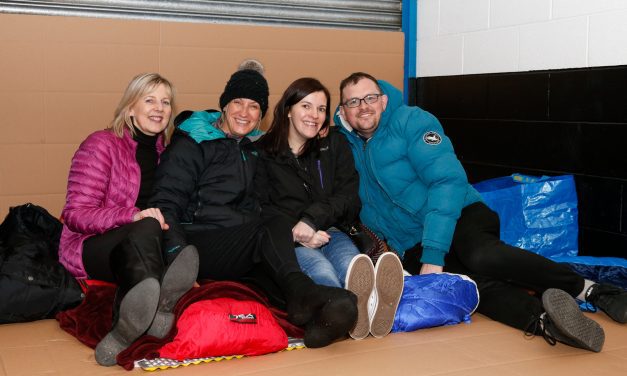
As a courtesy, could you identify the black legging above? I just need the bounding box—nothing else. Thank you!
[402,202,585,331]
[82,218,163,282]
[185,215,301,283]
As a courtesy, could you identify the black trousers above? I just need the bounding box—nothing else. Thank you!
[185,215,301,285]
[82,218,164,283]
[402,202,585,331]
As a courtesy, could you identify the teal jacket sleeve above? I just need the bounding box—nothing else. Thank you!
[401,108,469,266]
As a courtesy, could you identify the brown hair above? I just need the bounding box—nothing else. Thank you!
[260,77,330,156]
[339,72,382,103]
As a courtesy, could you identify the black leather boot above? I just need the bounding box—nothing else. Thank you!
[95,231,163,366]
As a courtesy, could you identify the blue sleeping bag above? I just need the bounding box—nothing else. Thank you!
[392,273,479,333]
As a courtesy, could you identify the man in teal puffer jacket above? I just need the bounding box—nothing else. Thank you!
[335,72,627,352]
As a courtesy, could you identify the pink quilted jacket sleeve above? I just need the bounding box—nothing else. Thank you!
[61,131,138,235]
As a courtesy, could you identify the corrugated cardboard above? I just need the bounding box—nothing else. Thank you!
[1,313,625,375]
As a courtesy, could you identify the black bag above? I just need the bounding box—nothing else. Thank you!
[345,224,374,253]
[344,223,394,265]
[0,203,84,324]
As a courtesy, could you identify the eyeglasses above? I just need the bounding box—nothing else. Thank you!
[342,94,382,108]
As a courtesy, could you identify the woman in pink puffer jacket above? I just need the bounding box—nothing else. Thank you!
[58,73,198,367]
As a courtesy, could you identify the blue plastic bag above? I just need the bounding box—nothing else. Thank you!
[552,255,627,290]
[392,273,479,333]
[473,174,578,258]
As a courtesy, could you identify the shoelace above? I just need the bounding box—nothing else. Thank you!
[523,315,557,346]
[585,284,597,302]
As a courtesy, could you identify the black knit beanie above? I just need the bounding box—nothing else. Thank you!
[219,60,269,117]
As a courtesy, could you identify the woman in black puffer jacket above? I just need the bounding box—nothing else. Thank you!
[149,60,357,348]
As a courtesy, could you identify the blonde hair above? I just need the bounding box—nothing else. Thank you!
[109,73,177,145]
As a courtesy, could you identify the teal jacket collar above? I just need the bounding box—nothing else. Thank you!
[179,111,264,143]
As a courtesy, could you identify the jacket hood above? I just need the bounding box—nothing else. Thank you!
[178,110,263,143]
[334,80,403,138]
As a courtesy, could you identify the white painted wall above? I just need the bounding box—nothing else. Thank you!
[417,0,627,77]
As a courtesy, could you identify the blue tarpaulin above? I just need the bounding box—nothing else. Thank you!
[473,174,578,258]
[474,174,626,294]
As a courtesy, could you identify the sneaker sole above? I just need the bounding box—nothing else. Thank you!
[543,288,605,352]
[95,278,160,366]
[345,254,375,340]
[147,245,199,338]
[370,253,404,338]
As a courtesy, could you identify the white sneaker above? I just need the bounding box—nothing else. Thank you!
[368,252,404,338]
[344,254,375,340]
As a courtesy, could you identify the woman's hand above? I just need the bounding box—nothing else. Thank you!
[299,230,330,249]
[292,221,316,244]
[419,263,443,275]
[133,208,169,230]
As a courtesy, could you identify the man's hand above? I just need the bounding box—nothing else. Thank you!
[419,263,443,275]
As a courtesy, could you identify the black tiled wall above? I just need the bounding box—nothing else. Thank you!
[411,66,627,258]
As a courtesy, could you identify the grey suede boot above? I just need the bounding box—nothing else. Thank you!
[95,278,160,366]
[147,245,199,338]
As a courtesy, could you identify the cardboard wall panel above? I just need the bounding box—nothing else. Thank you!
[0,13,404,218]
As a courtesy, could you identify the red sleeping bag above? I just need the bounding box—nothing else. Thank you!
[159,297,288,360]
[58,280,304,370]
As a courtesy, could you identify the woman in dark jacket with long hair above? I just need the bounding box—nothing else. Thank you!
[255,78,404,341]
[255,78,361,287]
[149,61,357,348]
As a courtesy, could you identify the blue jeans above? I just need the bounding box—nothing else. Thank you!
[295,230,360,288]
